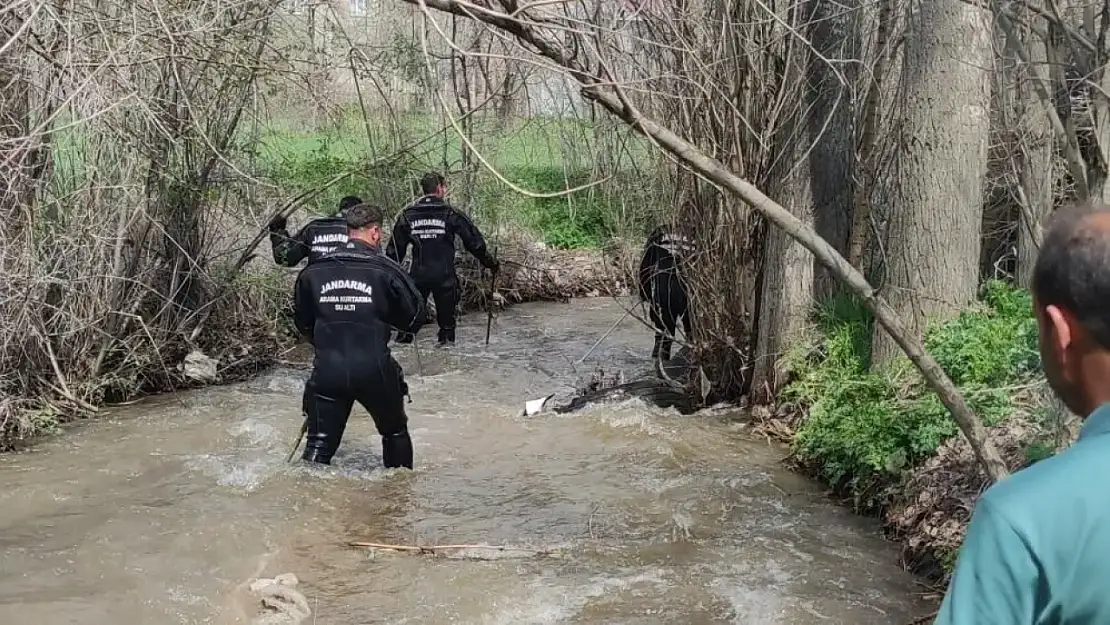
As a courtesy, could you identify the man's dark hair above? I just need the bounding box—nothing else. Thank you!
[345,203,384,230]
[338,195,363,212]
[420,172,445,195]
[1033,202,1110,349]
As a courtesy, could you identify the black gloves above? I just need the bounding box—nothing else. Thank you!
[267,214,287,232]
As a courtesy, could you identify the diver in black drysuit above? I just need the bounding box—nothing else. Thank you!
[386,173,499,347]
[293,203,425,467]
[638,224,695,362]
[268,195,363,267]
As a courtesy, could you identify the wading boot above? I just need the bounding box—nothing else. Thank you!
[382,431,414,469]
[301,396,348,465]
[301,432,336,465]
[436,328,455,348]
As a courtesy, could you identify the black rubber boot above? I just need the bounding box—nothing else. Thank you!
[394,331,415,344]
[302,433,335,465]
[301,388,348,465]
[436,328,455,348]
[382,431,414,469]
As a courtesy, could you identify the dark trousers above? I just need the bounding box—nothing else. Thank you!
[400,274,459,344]
[648,273,691,361]
[301,358,412,468]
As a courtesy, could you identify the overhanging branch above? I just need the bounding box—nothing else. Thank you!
[404,0,1011,481]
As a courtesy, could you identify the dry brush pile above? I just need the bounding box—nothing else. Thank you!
[0,0,298,447]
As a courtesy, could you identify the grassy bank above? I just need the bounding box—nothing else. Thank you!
[776,281,1064,580]
[252,112,665,249]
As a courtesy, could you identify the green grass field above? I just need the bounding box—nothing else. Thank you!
[251,111,664,248]
[43,109,665,249]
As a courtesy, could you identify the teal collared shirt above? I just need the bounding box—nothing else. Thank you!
[935,403,1110,625]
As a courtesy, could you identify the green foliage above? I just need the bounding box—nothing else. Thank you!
[1022,441,1056,467]
[784,281,1042,504]
[262,138,419,216]
[255,115,662,249]
[508,166,608,248]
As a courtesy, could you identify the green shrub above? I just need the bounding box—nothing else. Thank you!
[262,140,420,216]
[784,280,1041,505]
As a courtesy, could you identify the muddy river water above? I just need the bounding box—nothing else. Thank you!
[0,297,933,624]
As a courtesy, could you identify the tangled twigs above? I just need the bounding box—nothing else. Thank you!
[907,610,939,625]
[348,541,562,559]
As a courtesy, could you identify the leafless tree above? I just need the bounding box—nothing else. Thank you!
[399,0,1010,481]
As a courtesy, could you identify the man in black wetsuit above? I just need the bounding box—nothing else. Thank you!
[269,195,363,267]
[293,203,425,468]
[638,224,695,361]
[386,172,499,347]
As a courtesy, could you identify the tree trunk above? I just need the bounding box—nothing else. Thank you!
[751,14,815,403]
[1014,9,1054,286]
[846,0,897,271]
[809,0,858,300]
[871,0,993,367]
[751,165,815,402]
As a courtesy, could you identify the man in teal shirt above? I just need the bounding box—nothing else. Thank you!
[936,204,1110,624]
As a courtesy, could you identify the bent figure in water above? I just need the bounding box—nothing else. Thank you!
[269,195,363,267]
[292,203,425,468]
[638,223,695,362]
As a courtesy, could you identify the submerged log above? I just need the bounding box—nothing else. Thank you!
[550,347,701,415]
[551,379,698,415]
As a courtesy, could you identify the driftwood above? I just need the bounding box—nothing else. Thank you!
[553,379,697,415]
[550,354,700,415]
[348,541,561,559]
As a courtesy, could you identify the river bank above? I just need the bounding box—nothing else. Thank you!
[757,282,1070,584]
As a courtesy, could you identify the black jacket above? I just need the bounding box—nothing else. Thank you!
[385,195,497,283]
[638,225,695,301]
[270,216,348,267]
[294,240,425,381]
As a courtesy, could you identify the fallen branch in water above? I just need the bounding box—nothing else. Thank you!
[348,541,561,558]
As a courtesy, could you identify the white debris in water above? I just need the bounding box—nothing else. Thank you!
[248,573,311,625]
[671,509,695,540]
[181,350,219,383]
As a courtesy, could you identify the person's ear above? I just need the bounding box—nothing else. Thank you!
[1045,303,1075,362]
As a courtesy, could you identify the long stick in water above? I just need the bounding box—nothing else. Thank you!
[576,307,633,364]
[485,266,497,346]
[286,418,307,463]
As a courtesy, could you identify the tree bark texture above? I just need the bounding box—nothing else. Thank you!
[1014,9,1054,286]
[751,11,817,402]
[871,0,993,367]
[808,0,858,300]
